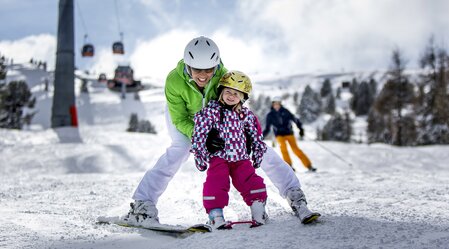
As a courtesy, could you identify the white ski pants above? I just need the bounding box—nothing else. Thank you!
[132,106,301,204]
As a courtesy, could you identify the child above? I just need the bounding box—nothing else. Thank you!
[191,70,268,229]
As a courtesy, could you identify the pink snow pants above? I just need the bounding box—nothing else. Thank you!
[203,157,267,213]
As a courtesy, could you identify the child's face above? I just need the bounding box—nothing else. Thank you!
[222,87,244,105]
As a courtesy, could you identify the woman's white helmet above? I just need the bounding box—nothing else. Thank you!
[272,96,282,103]
[184,36,220,69]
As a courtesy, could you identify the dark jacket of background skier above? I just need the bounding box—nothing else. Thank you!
[263,106,303,137]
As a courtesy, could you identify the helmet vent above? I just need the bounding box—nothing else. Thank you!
[189,52,194,59]
[194,40,199,45]
[210,53,216,60]
[206,40,210,46]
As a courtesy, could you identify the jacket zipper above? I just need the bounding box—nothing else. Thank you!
[187,78,213,108]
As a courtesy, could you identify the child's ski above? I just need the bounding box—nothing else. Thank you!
[220,220,263,229]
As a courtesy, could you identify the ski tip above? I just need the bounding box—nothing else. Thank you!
[188,224,213,233]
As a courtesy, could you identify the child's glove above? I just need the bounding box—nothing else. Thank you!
[194,156,208,172]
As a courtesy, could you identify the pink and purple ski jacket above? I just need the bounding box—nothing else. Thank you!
[191,100,267,171]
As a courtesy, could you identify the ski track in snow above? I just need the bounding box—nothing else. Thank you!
[1,66,449,249]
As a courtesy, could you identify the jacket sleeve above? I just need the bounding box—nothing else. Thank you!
[287,109,303,130]
[165,73,195,138]
[262,112,272,138]
[245,111,267,168]
[190,107,215,171]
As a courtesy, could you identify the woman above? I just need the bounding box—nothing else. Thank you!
[128,36,320,225]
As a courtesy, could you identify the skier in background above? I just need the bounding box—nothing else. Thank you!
[263,97,317,172]
[127,36,320,225]
[191,70,268,229]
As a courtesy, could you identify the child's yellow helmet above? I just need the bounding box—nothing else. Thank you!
[218,70,252,101]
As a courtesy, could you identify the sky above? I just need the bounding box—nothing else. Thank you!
[1,0,449,81]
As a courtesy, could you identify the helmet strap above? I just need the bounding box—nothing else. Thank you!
[185,65,192,78]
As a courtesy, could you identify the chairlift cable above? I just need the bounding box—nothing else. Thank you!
[75,0,89,41]
[114,0,123,41]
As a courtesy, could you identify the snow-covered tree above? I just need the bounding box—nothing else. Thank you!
[323,91,336,114]
[367,108,392,144]
[336,87,341,99]
[352,81,375,116]
[297,85,322,123]
[248,94,271,127]
[350,78,359,95]
[0,80,36,129]
[369,78,378,97]
[293,91,299,105]
[320,112,352,142]
[127,113,157,134]
[320,78,332,97]
[416,36,449,144]
[0,54,7,83]
[368,49,416,146]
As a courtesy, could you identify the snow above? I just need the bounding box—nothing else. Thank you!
[1,65,449,249]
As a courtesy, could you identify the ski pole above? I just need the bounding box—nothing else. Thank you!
[302,134,354,167]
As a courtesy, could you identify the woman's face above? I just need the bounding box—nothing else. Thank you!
[272,102,281,111]
[190,67,216,89]
[221,87,243,106]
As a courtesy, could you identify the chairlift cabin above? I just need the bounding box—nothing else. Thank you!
[107,65,142,92]
[81,44,95,57]
[112,41,124,54]
[98,73,107,83]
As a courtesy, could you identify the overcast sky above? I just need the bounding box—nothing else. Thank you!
[1,0,448,81]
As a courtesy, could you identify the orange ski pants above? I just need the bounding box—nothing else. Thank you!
[275,135,312,169]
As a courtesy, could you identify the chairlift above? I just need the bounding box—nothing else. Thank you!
[81,34,94,57]
[98,73,107,83]
[112,41,124,54]
[81,43,95,57]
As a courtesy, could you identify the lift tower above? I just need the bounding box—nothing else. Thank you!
[51,0,77,127]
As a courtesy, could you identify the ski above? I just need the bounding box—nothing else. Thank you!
[218,220,263,229]
[97,216,212,238]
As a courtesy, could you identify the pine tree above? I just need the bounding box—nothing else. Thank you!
[127,113,139,132]
[320,112,351,142]
[368,48,416,146]
[323,92,336,114]
[0,54,7,83]
[127,113,157,134]
[369,78,378,97]
[416,36,449,144]
[352,81,374,116]
[293,91,299,105]
[336,87,341,99]
[0,81,35,129]
[297,85,322,123]
[367,108,392,144]
[350,78,359,95]
[248,94,271,126]
[320,78,332,97]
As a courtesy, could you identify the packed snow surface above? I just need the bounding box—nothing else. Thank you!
[1,65,448,249]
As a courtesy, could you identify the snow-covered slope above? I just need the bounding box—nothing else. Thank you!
[1,66,448,249]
